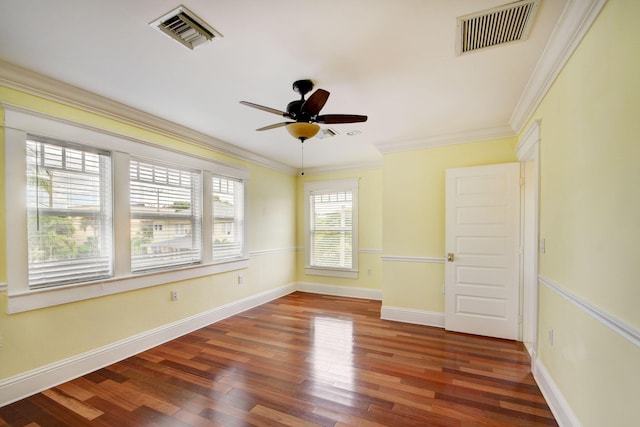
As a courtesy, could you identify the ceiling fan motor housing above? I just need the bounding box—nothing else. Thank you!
[286,100,304,119]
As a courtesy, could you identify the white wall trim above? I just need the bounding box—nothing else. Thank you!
[0,283,296,407]
[381,306,445,328]
[2,103,250,179]
[296,282,382,301]
[374,125,514,154]
[533,358,582,427]
[381,255,445,263]
[517,120,541,359]
[510,0,608,134]
[539,275,640,348]
[7,259,250,314]
[516,120,541,161]
[248,247,297,257]
[0,60,295,175]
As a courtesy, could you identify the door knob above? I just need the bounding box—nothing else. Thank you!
[447,253,455,262]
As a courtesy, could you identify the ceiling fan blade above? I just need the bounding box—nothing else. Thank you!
[256,122,293,131]
[240,101,287,117]
[315,114,368,124]
[301,89,329,116]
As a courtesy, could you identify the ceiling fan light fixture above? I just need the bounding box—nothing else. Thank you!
[286,122,320,141]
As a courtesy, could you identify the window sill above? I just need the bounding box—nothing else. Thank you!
[304,266,359,279]
[7,258,249,314]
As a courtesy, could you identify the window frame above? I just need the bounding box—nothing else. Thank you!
[4,107,249,313]
[211,174,245,262]
[26,136,114,288]
[129,157,203,273]
[304,179,359,279]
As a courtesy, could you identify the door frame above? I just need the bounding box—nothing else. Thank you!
[515,120,541,363]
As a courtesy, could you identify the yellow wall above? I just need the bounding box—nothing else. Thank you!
[0,89,297,380]
[381,139,518,311]
[527,0,640,425]
[295,168,383,290]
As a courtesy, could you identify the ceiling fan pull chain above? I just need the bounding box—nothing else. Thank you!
[300,141,304,176]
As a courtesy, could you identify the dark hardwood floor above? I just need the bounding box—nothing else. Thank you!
[0,292,557,426]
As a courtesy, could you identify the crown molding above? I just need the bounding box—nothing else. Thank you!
[0,60,296,175]
[510,0,608,134]
[374,124,515,154]
[516,119,541,161]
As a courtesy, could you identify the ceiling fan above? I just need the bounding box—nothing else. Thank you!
[240,79,367,142]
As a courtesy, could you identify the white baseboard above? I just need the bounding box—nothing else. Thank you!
[523,341,536,361]
[533,358,582,427]
[296,282,382,300]
[0,283,296,407]
[380,305,445,328]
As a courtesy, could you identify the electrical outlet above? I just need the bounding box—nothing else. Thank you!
[539,238,546,254]
[548,328,554,346]
[238,275,244,285]
[171,290,178,301]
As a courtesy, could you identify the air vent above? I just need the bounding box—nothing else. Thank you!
[456,0,540,55]
[150,5,222,50]
[317,128,339,139]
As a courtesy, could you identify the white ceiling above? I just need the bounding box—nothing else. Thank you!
[0,0,568,171]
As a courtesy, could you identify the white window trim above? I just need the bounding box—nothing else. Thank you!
[304,178,359,279]
[3,105,249,313]
[211,174,245,262]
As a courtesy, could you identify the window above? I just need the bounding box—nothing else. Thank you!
[304,179,358,278]
[130,159,202,272]
[212,175,244,260]
[5,106,249,312]
[26,137,113,289]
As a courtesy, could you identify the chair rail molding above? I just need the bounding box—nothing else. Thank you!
[381,255,445,263]
[539,275,640,348]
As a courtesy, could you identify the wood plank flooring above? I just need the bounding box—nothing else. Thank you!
[0,292,557,426]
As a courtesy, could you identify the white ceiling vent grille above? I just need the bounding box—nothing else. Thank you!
[456,0,540,55]
[151,5,222,50]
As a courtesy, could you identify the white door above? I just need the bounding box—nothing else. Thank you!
[445,163,521,340]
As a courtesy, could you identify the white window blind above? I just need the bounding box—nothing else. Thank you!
[26,137,113,289]
[130,159,202,272]
[212,175,244,260]
[309,190,353,269]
